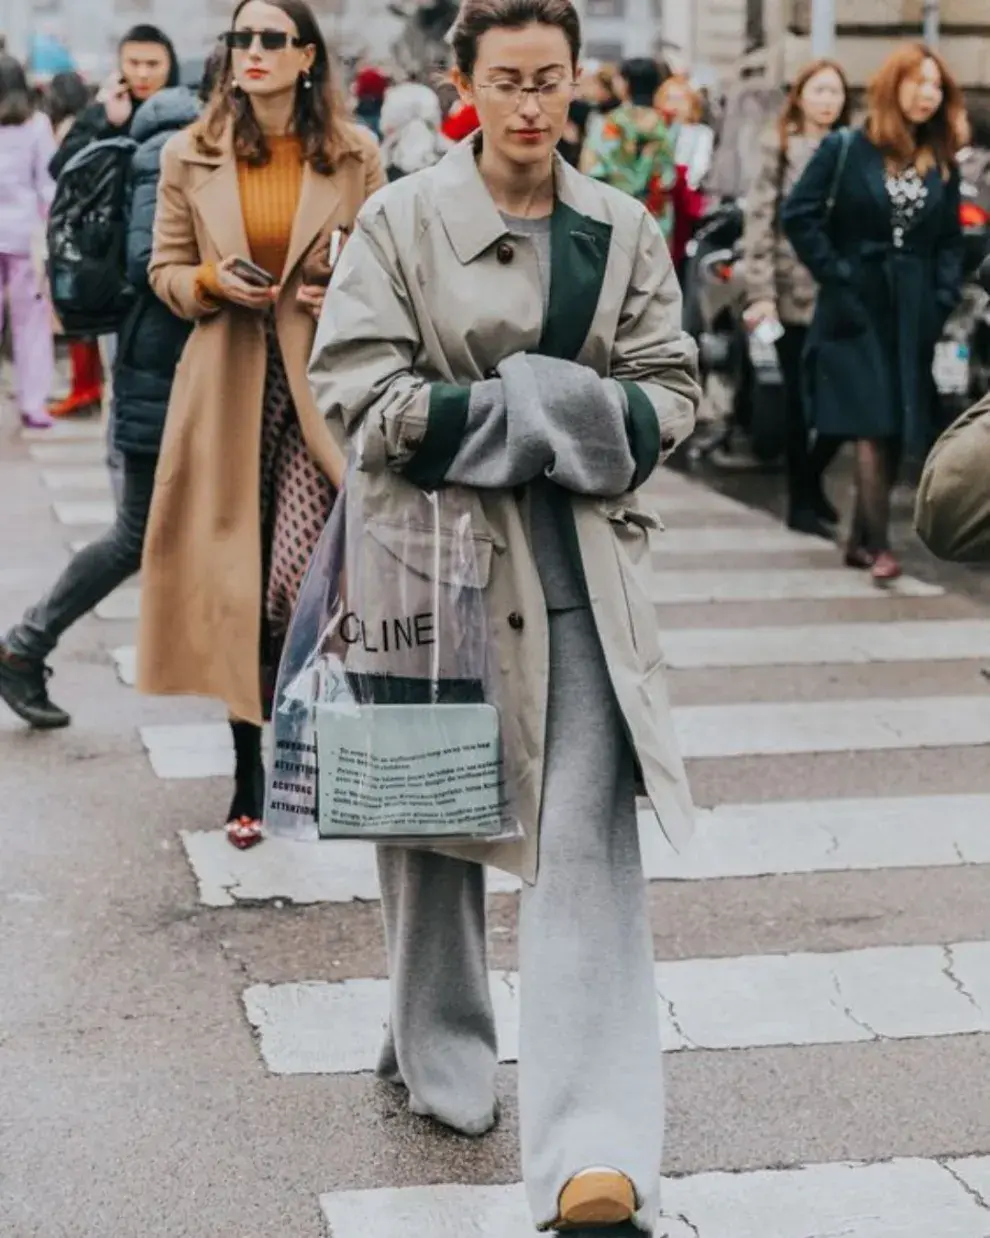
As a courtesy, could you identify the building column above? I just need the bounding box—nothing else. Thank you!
[662,0,694,71]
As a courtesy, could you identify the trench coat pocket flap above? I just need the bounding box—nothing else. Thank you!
[364,520,495,590]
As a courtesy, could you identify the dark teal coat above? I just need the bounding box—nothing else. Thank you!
[781,129,963,450]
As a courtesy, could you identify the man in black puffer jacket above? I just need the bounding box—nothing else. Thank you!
[0,67,217,730]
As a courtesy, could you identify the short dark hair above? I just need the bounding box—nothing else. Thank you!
[450,0,581,78]
[119,24,180,88]
[0,55,34,126]
[620,57,662,106]
[47,71,90,129]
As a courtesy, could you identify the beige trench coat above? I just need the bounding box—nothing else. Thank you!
[137,122,384,725]
[309,138,700,883]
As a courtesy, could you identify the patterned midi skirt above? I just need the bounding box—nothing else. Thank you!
[259,315,335,703]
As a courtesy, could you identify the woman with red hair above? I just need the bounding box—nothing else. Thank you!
[783,43,965,581]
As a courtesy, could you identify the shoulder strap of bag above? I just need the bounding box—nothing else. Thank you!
[825,127,853,222]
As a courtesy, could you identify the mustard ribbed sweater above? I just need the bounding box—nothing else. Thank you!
[198,135,304,299]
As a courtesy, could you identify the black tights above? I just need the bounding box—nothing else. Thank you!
[850,438,902,555]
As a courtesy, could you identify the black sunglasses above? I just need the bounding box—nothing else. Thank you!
[224,28,304,51]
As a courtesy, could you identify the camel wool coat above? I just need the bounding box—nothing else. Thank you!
[309,138,700,882]
[137,121,384,725]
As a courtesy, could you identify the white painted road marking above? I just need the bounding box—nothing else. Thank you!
[320,1157,990,1238]
[40,466,112,492]
[244,938,990,1073]
[51,499,115,527]
[655,526,834,555]
[676,695,990,759]
[662,618,990,668]
[21,417,103,442]
[94,587,140,622]
[112,645,136,686]
[28,442,104,465]
[649,568,943,603]
[182,794,990,906]
[145,696,990,778]
[140,723,270,780]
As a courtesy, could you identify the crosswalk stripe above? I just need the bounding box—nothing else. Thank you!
[40,466,113,492]
[651,489,763,516]
[649,568,943,603]
[28,442,104,464]
[51,499,114,526]
[661,618,990,668]
[319,1157,990,1238]
[180,794,990,906]
[654,526,834,555]
[244,938,990,1073]
[676,695,990,758]
[142,695,990,778]
[20,418,103,442]
[93,586,139,621]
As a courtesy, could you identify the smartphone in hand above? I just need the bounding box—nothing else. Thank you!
[229,257,276,289]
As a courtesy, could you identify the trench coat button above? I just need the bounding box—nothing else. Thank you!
[508,611,525,631]
[496,240,514,265]
[661,431,677,452]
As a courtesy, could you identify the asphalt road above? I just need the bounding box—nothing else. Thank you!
[2,412,990,1237]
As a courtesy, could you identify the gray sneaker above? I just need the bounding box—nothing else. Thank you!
[0,642,71,729]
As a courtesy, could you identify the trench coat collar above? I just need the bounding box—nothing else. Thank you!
[433,135,613,360]
[180,119,365,282]
[434,134,613,263]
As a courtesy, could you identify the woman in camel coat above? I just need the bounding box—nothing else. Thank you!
[137,0,383,847]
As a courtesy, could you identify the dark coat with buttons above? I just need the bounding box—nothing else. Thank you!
[308,135,700,883]
[782,128,964,449]
[112,88,199,458]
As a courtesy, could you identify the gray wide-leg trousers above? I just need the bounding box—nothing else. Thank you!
[375,607,664,1233]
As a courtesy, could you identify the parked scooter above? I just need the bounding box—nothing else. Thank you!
[682,198,786,468]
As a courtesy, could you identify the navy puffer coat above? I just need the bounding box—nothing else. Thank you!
[112,88,199,458]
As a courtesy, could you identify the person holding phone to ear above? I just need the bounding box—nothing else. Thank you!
[138,0,384,850]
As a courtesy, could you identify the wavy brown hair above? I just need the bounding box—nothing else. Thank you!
[193,0,350,174]
[865,42,963,177]
[777,58,850,150]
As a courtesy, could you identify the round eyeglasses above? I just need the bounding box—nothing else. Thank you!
[476,79,576,112]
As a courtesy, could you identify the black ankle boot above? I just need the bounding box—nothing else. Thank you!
[227,720,264,822]
[0,640,71,729]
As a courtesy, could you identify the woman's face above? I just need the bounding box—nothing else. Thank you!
[799,66,846,130]
[661,81,692,124]
[459,23,575,167]
[231,0,315,99]
[898,57,944,126]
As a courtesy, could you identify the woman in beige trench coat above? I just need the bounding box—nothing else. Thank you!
[137,0,383,848]
[308,0,699,1232]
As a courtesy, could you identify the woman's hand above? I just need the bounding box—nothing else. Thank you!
[743,299,778,331]
[297,283,327,321]
[216,256,278,310]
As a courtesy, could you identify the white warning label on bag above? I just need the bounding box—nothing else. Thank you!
[314,702,507,840]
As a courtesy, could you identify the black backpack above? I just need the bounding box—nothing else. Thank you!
[47,136,138,337]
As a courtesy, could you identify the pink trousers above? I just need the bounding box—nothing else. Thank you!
[0,252,55,421]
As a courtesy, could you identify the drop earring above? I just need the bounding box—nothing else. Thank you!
[302,73,312,90]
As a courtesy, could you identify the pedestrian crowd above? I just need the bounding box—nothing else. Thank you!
[0,1,988,1235]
